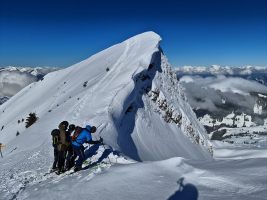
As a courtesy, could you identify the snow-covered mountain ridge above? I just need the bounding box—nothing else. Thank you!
[175,65,267,86]
[1,32,266,200]
[0,66,59,75]
[175,65,267,75]
[0,31,211,162]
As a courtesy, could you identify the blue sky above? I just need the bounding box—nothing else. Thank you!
[0,0,267,67]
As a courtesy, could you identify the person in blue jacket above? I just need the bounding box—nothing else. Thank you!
[72,125,103,171]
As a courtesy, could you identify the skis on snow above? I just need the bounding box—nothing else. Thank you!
[44,160,109,176]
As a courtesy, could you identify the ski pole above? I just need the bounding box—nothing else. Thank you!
[97,124,112,164]
[0,143,3,158]
[101,141,111,164]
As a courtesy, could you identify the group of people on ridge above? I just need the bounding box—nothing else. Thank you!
[51,121,103,174]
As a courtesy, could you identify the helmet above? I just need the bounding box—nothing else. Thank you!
[85,125,96,133]
[59,121,69,130]
[51,129,60,136]
[68,124,76,131]
[91,126,96,133]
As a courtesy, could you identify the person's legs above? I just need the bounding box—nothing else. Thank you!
[71,150,77,165]
[57,150,66,172]
[73,145,85,170]
[0,147,3,158]
[52,147,59,170]
[65,146,74,170]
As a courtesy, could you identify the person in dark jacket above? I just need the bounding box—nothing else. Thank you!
[0,143,5,158]
[51,129,60,172]
[65,124,76,170]
[57,121,69,174]
[72,125,102,172]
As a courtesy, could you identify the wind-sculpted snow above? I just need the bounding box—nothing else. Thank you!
[1,32,266,200]
[0,31,211,161]
[1,147,266,200]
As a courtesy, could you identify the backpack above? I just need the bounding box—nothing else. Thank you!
[71,126,83,142]
[51,129,60,147]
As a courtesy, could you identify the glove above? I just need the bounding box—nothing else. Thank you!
[99,137,104,144]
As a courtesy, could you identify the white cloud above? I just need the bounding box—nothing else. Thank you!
[0,67,58,97]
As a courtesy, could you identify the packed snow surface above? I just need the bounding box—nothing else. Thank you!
[0,32,266,200]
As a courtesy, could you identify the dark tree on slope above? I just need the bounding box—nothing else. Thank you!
[25,112,38,128]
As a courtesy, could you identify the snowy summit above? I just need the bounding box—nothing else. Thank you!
[0,32,266,200]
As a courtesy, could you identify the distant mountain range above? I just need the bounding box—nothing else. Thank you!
[0,66,59,105]
[175,65,267,86]
[175,65,267,145]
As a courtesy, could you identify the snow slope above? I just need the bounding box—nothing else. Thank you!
[0,146,266,200]
[18,158,267,200]
[0,31,211,161]
[1,32,266,200]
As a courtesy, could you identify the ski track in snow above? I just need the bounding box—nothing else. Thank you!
[69,40,130,123]
[100,40,130,92]
[1,151,266,200]
[0,143,51,200]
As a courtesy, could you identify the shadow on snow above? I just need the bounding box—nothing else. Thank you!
[168,177,198,200]
[115,50,162,161]
[82,144,118,170]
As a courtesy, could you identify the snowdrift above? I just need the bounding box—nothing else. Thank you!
[0,31,212,161]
